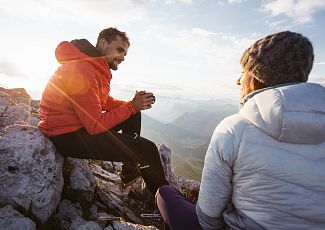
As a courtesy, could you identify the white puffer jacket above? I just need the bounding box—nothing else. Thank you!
[197,83,325,230]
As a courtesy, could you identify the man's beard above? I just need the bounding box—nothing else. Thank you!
[108,60,118,71]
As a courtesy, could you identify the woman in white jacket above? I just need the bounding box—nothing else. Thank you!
[156,31,325,230]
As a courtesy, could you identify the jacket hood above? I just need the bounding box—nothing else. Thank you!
[71,39,102,57]
[55,41,110,77]
[240,83,325,144]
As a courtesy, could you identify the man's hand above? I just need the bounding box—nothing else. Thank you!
[131,91,156,111]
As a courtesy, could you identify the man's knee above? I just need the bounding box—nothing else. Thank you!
[140,137,158,151]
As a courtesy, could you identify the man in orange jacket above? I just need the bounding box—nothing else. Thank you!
[38,27,168,195]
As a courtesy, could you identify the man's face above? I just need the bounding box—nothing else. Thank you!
[237,69,253,99]
[100,35,129,71]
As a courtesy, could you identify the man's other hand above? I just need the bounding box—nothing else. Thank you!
[132,91,156,111]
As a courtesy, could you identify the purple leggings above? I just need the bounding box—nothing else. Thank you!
[156,185,202,230]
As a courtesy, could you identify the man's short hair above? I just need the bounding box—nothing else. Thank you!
[96,27,130,47]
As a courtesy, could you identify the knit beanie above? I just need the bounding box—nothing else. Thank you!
[240,31,314,86]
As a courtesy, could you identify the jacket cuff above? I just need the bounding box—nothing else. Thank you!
[196,204,226,229]
[126,101,138,114]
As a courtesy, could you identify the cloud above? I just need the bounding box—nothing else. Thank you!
[110,80,184,102]
[164,0,193,5]
[227,0,243,3]
[315,62,325,65]
[262,0,325,25]
[133,25,256,100]
[0,0,148,26]
[163,0,244,6]
[144,27,255,69]
[0,60,27,79]
[137,81,183,91]
[216,0,245,5]
[113,80,183,94]
[265,19,292,30]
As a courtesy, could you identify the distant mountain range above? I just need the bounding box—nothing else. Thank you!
[143,95,238,124]
[141,97,238,180]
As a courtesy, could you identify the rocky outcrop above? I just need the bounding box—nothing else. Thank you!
[0,124,64,223]
[0,205,36,230]
[0,87,39,131]
[0,87,200,230]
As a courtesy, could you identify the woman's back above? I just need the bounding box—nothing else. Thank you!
[199,83,325,229]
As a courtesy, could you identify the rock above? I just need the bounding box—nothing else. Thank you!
[158,144,200,192]
[0,87,33,105]
[89,162,121,186]
[0,205,36,230]
[53,199,83,229]
[65,158,96,202]
[113,162,123,172]
[96,187,141,223]
[158,144,177,185]
[0,89,39,131]
[112,220,158,230]
[0,87,201,229]
[0,124,64,223]
[70,217,103,230]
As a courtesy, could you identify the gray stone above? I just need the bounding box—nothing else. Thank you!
[0,90,39,131]
[88,204,99,220]
[96,179,123,197]
[112,220,158,230]
[89,162,121,184]
[158,144,200,192]
[54,199,83,229]
[113,162,123,172]
[66,158,96,201]
[100,161,114,172]
[158,144,176,184]
[0,205,36,230]
[96,184,142,224]
[70,216,103,230]
[0,124,64,223]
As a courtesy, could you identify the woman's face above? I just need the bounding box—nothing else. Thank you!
[237,70,254,99]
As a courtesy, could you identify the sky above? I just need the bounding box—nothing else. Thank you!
[0,0,325,101]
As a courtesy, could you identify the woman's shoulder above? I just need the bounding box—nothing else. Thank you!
[206,114,250,163]
[215,113,250,136]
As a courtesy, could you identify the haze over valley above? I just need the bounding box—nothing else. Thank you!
[141,96,238,181]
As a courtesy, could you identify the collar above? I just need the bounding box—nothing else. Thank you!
[239,82,301,108]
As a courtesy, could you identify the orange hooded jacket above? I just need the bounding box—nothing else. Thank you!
[38,41,137,136]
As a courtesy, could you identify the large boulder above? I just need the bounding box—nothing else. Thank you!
[0,124,64,223]
[0,87,200,229]
[0,88,39,131]
[0,205,36,230]
[64,158,97,202]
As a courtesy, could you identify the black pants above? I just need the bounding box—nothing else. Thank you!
[110,112,142,173]
[50,113,168,194]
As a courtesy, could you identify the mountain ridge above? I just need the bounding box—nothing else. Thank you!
[141,100,238,180]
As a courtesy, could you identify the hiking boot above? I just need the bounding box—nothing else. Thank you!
[118,164,142,187]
